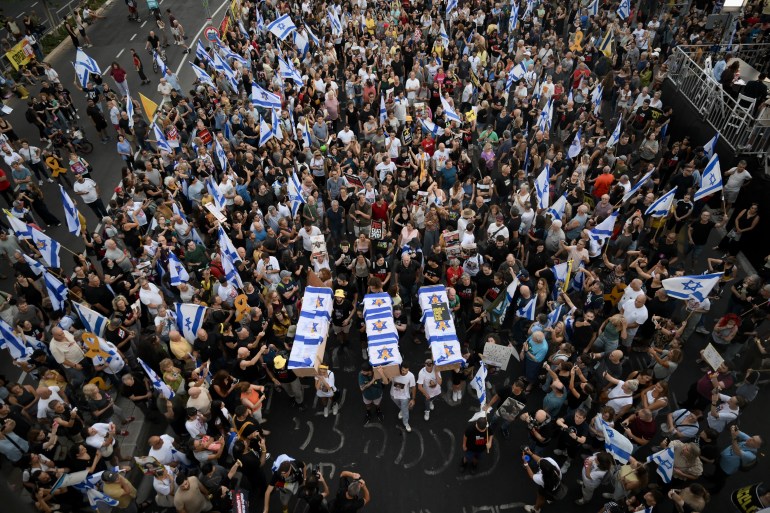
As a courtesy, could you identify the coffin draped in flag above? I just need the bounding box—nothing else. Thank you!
[601,419,633,463]
[363,293,402,368]
[139,357,175,399]
[289,287,333,372]
[418,286,465,369]
[73,302,109,337]
[175,303,208,343]
[662,273,722,302]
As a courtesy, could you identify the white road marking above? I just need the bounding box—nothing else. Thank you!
[31,2,39,7]
[141,20,147,28]
[173,0,231,77]
[102,65,111,75]
[18,11,26,18]
[130,33,137,41]
[116,49,125,58]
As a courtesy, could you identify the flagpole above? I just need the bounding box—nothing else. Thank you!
[739,299,770,317]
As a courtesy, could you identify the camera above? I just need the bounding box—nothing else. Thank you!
[310,465,321,478]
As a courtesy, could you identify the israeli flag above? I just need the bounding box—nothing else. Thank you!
[30,226,61,268]
[271,108,283,140]
[601,419,633,463]
[293,30,309,56]
[175,303,207,343]
[218,226,241,263]
[80,485,120,509]
[125,94,135,129]
[547,303,564,328]
[517,296,537,321]
[694,154,722,202]
[617,0,630,20]
[380,95,387,124]
[222,251,244,289]
[0,318,32,361]
[190,62,215,87]
[446,0,458,17]
[72,61,92,89]
[256,7,265,33]
[214,139,227,171]
[552,261,569,292]
[287,171,305,217]
[535,164,550,210]
[419,117,445,137]
[218,44,248,66]
[592,84,603,116]
[327,9,343,35]
[304,23,320,46]
[167,252,189,286]
[152,123,172,153]
[139,357,175,399]
[506,62,527,92]
[43,270,68,312]
[607,118,622,148]
[195,40,213,65]
[471,362,488,407]
[589,210,618,242]
[703,133,719,159]
[23,253,45,276]
[509,1,519,32]
[645,187,677,217]
[537,99,553,132]
[153,50,167,76]
[587,0,599,16]
[441,96,462,124]
[60,185,81,236]
[259,116,274,146]
[4,211,31,238]
[439,21,450,47]
[621,169,655,203]
[648,447,676,484]
[75,48,100,84]
[73,302,109,337]
[299,118,312,148]
[251,82,282,109]
[662,273,722,302]
[568,127,582,159]
[571,263,585,292]
[213,52,238,92]
[268,14,297,41]
[546,193,567,220]
[206,177,226,211]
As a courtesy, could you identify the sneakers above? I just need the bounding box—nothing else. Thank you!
[553,449,565,456]
[424,411,430,421]
[398,411,403,420]
[404,423,412,432]
[560,460,571,473]
[332,403,339,416]
[323,405,329,418]
[523,506,540,513]
[696,326,710,335]
[47,178,54,183]
[38,179,43,185]
[429,401,435,411]
[574,498,587,505]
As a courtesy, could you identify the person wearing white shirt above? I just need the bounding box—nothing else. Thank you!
[620,295,648,347]
[148,433,191,467]
[256,253,281,287]
[416,360,442,421]
[390,364,416,432]
[618,279,644,307]
[36,385,67,419]
[152,465,178,508]
[184,408,207,438]
[575,452,614,505]
[337,125,356,146]
[405,72,420,103]
[707,393,744,432]
[139,278,165,317]
[376,157,397,182]
[73,175,109,218]
[723,160,752,208]
[315,367,338,417]
[297,222,322,253]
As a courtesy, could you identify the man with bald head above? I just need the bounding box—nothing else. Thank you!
[49,326,87,387]
[520,409,555,456]
[168,330,192,361]
[620,294,648,348]
[36,384,68,420]
[148,433,191,468]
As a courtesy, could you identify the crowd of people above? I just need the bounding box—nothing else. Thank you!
[1,0,770,512]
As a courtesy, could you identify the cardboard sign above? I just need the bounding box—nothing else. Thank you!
[310,234,327,259]
[344,172,364,189]
[205,202,227,224]
[482,342,514,370]
[431,302,451,322]
[370,220,384,240]
[444,230,460,258]
[134,455,164,476]
[702,343,725,371]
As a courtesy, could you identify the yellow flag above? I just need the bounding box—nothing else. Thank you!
[139,93,159,120]
[563,259,573,292]
[599,28,614,58]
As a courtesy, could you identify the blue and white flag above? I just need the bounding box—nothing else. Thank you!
[327,9,343,35]
[546,193,567,220]
[379,95,387,124]
[287,171,305,217]
[547,303,564,328]
[471,362,488,407]
[419,117,445,137]
[74,48,100,87]
[5,211,31,238]
[267,14,297,40]
[139,357,175,399]
[153,50,167,76]
[152,123,172,153]
[175,303,207,343]
[304,23,320,46]
[506,62,527,91]
[195,40,212,65]
[439,21,450,47]
[517,297,537,321]
[23,253,45,276]
[589,210,618,242]
[601,419,633,463]
[222,251,244,289]
[299,118,312,148]
[592,84,603,116]
[214,139,227,171]
[537,98,553,132]
[645,187,677,217]
[703,133,719,159]
[0,318,31,361]
[446,0,458,17]
[251,82,282,109]
[694,154,722,202]
[213,52,238,92]
[509,1,519,32]
[206,177,226,211]
[607,118,622,148]
[73,302,108,337]
[255,7,265,32]
[648,447,676,484]
[218,43,248,66]
[167,252,189,286]
[568,127,583,159]
[621,169,655,203]
[278,56,303,86]
[571,263,585,292]
[60,185,81,236]
[43,270,68,312]
[30,226,61,268]
[218,226,241,263]
[662,273,722,302]
[259,116,274,146]
[587,0,599,16]
[617,0,631,19]
[190,62,215,87]
[535,164,550,210]
[271,108,283,140]
[293,30,309,56]
[552,261,569,293]
[125,94,135,129]
[441,96,462,124]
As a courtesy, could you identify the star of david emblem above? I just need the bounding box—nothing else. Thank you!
[277,23,285,30]
[435,320,450,332]
[428,294,441,304]
[175,265,183,274]
[372,298,386,307]
[37,240,47,250]
[682,280,702,292]
[708,174,717,186]
[474,376,483,388]
[185,318,192,330]
[261,92,269,100]
[377,348,393,360]
[315,297,325,307]
[372,320,388,332]
[443,344,455,357]
[310,322,319,333]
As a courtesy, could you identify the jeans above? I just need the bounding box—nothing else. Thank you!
[392,397,410,426]
[423,395,435,412]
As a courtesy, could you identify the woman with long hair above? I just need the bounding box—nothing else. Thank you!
[522,448,563,512]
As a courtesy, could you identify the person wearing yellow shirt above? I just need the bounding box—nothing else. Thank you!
[44,150,73,188]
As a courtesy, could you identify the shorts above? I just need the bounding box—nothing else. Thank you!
[332,323,351,334]
[362,395,382,405]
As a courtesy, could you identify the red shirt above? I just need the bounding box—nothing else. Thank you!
[593,173,614,198]
[371,201,389,222]
[110,67,127,83]
[421,136,436,156]
[0,169,10,191]
[446,266,463,286]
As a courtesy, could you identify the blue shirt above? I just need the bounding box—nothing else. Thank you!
[720,432,757,475]
[713,60,727,81]
[526,336,548,363]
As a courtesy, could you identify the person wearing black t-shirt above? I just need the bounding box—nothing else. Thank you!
[486,378,528,438]
[331,290,355,347]
[686,210,716,267]
[553,408,589,472]
[461,417,493,473]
